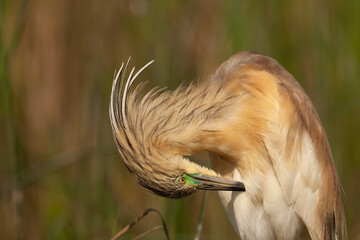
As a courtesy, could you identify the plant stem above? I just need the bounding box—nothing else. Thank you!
[194,191,207,240]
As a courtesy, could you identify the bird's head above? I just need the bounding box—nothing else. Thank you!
[109,59,245,198]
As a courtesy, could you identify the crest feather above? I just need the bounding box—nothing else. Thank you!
[109,58,154,132]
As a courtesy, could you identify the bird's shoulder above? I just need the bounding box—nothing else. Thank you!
[213,51,323,138]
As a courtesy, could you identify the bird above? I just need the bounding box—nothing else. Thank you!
[109,50,346,240]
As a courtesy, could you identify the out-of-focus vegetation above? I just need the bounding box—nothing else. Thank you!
[1,0,359,239]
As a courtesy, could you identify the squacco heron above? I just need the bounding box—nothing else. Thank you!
[109,51,346,239]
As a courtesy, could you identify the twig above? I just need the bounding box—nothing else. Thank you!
[132,225,162,240]
[110,208,170,240]
[194,191,207,240]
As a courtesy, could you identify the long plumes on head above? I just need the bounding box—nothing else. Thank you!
[109,59,186,198]
[109,59,201,198]
[109,59,238,198]
[110,58,154,132]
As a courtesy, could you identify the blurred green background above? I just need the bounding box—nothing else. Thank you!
[1,0,360,239]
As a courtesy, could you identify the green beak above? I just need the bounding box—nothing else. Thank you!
[185,173,246,191]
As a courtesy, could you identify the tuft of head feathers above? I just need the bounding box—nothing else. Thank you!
[109,59,235,198]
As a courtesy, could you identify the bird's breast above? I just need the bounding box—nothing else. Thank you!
[215,165,307,240]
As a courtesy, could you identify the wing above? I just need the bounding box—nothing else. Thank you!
[248,51,346,240]
[210,51,346,239]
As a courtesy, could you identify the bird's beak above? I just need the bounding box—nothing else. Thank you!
[186,173,246,191]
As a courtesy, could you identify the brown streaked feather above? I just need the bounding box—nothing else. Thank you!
[109,59,237,198]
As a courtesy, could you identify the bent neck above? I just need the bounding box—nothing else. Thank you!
[126,81,239,157]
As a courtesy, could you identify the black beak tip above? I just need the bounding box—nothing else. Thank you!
[235,182,246,191]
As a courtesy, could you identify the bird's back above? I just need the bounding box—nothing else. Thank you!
[208,51,346,239]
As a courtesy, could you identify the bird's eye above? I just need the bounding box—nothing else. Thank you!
[177,176,186,184]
